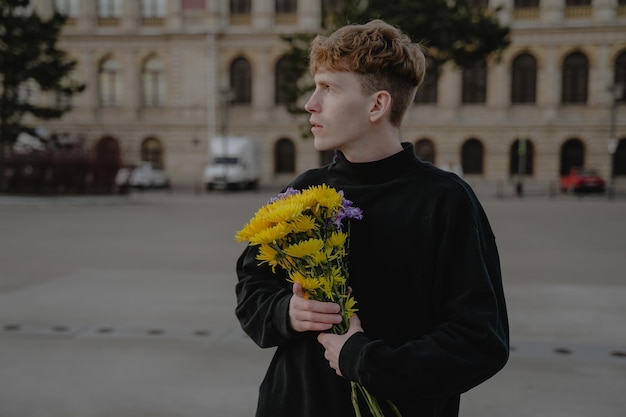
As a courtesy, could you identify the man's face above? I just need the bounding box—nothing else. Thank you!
[304,67,374,155]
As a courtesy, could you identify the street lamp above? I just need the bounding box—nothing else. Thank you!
[608,82,624,199]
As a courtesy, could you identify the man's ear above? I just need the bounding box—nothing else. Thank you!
[369,90,392,123]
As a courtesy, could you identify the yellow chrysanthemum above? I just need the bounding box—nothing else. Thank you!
[330,267,346,286]
[318,276,334,300]
[328,231,347,248]
[249,222,291,245]
[307,184,343,209]
[255,244,280,270]
[308,249,328,266]
[344,295,358,319]
[290,215,317,234]
[288,271,322,298]
[283,238,324,259]
[235,215,274,242]
[264,199,306,223]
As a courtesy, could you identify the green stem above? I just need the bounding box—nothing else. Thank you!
[351,382,402,417]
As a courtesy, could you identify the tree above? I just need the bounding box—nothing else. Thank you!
[281,0,510,120]
[0,0,85,170]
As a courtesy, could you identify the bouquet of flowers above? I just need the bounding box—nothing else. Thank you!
[235,184,401,417]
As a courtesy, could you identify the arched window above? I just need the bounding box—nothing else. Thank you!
[97,0,122,17]
[140,0,166,17]
[414,138,435,164]
[462,138,484,174]
[93,136,121,192]
[613,138,626,177]
[54,0,79,17]
[274,138,295,173]
[514,0,539,7]
[275,55,294,105]
[462,58,487,104]
[559,138,584,176]
[98,58,123,107]
[142,57,166,107]
[414,57,438,104]
[614,51,626,103]
[509,138,535,176]
[230,57,252,104]
[230,0,251,14]
[562,52,588,104]
[511,53,537,104]
[141,137,164,169]
[276,0,297,14]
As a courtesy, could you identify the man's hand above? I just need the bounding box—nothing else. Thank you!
[289,283,343,332]
[317,314,364,376]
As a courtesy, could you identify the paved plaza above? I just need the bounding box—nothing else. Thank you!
[0,188,625,417]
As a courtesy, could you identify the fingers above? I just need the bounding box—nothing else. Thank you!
[289,283,342,333]
[317,313,363,377]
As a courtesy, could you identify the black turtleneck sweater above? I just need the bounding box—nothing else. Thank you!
[235,143,509,417]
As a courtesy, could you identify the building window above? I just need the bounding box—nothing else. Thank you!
[322,0,344,12]
[97,0,122,17]
[231,0,251,14]
[17,79,36,105]
[510,138,534,176]
[275,55,295,105]
[276,0,297,14]
[514,0,539,7]
[141,137,164,169]
[511,53,537,104]
[461,138,484,174]
[54,0,79,17]
[462,59,487,104]
[559,138,584,176]
[56,90,72,110]
[414,58,438,104]
[140,0,166,17]
[274,138,295,173]
[415,138,435,163]
[614,51,626,102]
[142,57,166,107]
[230,57,252,104]
[562,52,588,104]
[467,0,488,8]
[98,58,123,107]
[613,138,626,176]
[182,0,205,9]
[566,0,590,5]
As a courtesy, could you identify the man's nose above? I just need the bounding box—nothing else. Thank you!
[304,93,318,113]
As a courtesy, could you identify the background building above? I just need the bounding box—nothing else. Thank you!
[30,0,626,192]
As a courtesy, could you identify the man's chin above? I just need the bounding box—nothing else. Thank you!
[313,138,333,152]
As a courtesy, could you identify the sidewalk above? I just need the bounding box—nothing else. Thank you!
[1,191,625,417]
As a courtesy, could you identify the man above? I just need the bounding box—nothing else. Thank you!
[236,19,509,417]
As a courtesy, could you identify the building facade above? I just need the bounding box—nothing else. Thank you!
[29,0,626,191]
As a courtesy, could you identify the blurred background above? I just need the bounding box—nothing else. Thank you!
[0,0,625,197]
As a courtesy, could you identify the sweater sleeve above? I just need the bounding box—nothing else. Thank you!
[339,188,509,401]
[235,244,299,348]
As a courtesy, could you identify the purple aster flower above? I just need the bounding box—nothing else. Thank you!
[268,187,300,203]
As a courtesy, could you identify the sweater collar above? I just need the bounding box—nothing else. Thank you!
[329,142,418,184]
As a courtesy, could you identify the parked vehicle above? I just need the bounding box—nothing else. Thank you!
[116,162,170,190]
[560,167,606,194]
[203,137,261,190]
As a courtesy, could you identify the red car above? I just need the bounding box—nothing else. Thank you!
[560,167,606,194]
